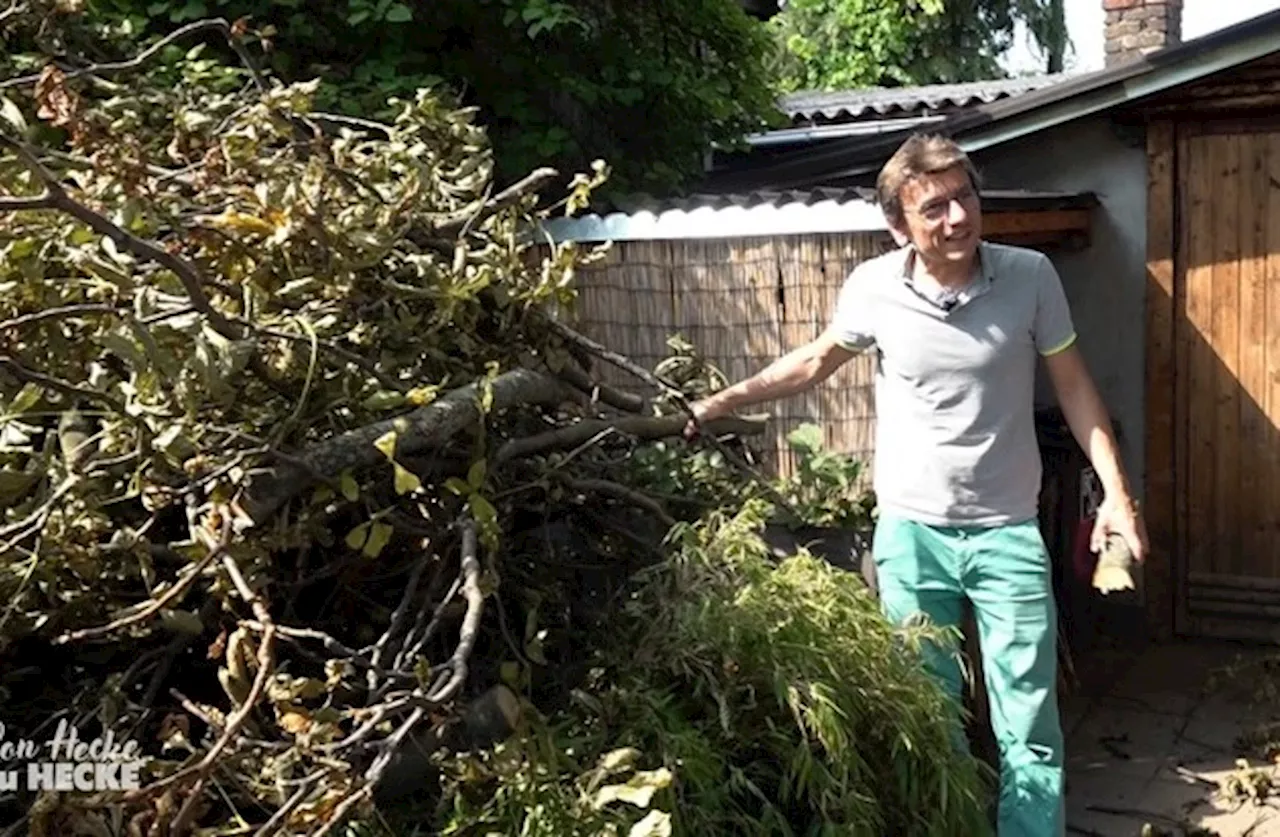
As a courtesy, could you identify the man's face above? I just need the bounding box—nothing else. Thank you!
[892,164,981,267]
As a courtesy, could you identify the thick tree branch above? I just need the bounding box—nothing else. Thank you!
[540,313,684,398]
[0,194,54,210]
[495,413,768,464]
[239,368,572,525]
[556,361,647,413]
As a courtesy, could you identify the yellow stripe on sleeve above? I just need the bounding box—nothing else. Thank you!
[1040,332,1077,357]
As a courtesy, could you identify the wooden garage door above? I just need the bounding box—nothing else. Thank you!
[1175,124,1280,640]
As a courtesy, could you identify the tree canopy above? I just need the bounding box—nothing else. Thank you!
[86,0,782,196]
[768,0,1070,93]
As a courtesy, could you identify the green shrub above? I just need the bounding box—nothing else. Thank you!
[425,499,994,836]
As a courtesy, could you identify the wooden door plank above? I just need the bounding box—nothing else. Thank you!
[1209,134,1242,576]
[1175,124,1194,636]
[1145,120,1176,639]
[1268,134,1280,580]
[1183,135,1217,584]
[1237,134,1269,575]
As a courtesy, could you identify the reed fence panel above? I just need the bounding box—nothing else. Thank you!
[562,232,892,479]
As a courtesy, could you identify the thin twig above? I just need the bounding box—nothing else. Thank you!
[0,132,241,340]
[0,18,267,92]
[424,516,484,704]
[0,1,28,26]
[54,517,232,645]
[231,315,406,394]
[0,475,74,543]
[156,548,277,829]
[320,695,414,754]
[313,707,426,837]
[556,361,647,413]
[0,303,123,331]
[241,621,413,685]
[0,194,54,210]
[364,705,426,782]
[394,573,461,673]
[0,354,135,424]
[553,474,675,527]
[494,413,767,464]
[168,688,287,752]
[429,167,557,237]
[252,771,324,837]
[368,556,430,691]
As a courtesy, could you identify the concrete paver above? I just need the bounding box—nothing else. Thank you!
[1062,637,1280,836]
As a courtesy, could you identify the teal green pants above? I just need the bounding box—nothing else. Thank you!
[873,514,1065,837]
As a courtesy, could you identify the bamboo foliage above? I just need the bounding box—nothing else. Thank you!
[563,232,891,480]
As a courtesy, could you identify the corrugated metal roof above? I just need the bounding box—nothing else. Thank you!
[779,74,1072,124]
[605,187,874,214]
[543,188,1096,243]
[541,189,885,243]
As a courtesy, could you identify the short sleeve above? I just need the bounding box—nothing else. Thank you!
[1033,255,1076,356]
[829,266,876,351]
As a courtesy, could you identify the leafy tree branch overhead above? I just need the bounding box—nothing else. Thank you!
[86,0,782,195]
[769,0,1070,93]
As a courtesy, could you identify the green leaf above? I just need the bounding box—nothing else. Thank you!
[385,3,412,22]
[629,811,673,837]
[0,94,27,134]
[592,767,673,810]
[345,522,370,551]
[362,521,394,558]
[786,422,823,455]
[499,660,522,687]
[444,477,470,496]
[392,462,421,495]
[8,383,42,415]
[468,493,497,529]
[466,459,486,491]
[339,470,359,502]
[362,389,406,411]
[373,429,397,460]
[0,469,40,507]
[159,609,204,635]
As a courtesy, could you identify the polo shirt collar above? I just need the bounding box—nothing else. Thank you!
[898,240,994,312]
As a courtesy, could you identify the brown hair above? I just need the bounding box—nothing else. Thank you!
[876,133,982,227]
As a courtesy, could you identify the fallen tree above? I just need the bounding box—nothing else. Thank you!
[0,6,993,836]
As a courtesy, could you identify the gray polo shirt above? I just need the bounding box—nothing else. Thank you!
[830,241,1076,527]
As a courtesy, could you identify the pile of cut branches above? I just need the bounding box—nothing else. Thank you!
[0,6,991,836]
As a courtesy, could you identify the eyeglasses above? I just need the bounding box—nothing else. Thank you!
[910,186,978,223]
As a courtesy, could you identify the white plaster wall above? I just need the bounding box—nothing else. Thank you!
[972,117,1148,504]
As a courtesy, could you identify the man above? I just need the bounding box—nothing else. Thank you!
[685,134,1148,837]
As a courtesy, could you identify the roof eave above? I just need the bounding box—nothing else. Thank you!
[951,15,1280,154]
[702,9,1280,192]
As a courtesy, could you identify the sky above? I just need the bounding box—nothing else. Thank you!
[1000,0,1280,75]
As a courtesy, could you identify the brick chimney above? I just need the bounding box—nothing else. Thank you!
[1103,0,1182,67]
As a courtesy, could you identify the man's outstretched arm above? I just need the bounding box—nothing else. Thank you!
[685,329,859,435]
